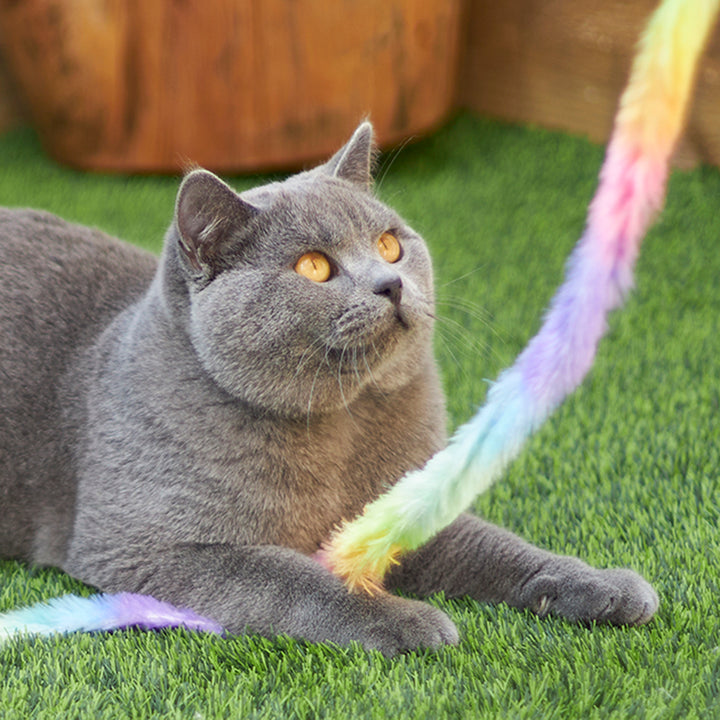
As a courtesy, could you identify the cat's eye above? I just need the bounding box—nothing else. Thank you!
[377,232,402,263]
[295,252,332,283]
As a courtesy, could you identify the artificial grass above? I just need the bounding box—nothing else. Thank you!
[0,113,719,719]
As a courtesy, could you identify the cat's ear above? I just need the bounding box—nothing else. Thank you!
[324,122,376,189]
[175,169,259,274]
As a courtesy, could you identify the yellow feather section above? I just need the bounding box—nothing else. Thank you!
[619,0,720,153]
[322,520,403,595]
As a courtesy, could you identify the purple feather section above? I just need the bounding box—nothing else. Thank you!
[517,146,665,416]
[108,593,224,634]
[0,592,224,640]
[517,229,620,412]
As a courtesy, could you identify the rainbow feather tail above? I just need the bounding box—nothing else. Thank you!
[0,593,224,643]
[321,0,720,593]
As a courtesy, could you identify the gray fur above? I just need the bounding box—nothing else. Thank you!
[0,123,657,655]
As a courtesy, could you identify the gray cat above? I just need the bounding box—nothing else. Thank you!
[0,123,658,655]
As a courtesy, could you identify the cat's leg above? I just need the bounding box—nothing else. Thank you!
[385,513,658,625]
[65,543,458,656]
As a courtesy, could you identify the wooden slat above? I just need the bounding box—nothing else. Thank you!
[0,39,24,133]
[459,0,720,167]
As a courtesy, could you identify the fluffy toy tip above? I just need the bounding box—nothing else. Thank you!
[315,526,403,596]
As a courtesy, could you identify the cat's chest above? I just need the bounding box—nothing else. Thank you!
[213,402,438,555]
[221,415,389,553]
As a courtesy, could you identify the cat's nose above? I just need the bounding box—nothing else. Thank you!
[373,273,403,307]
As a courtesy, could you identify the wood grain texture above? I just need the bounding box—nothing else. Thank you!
[0,0,462,172]
[459,0,720,167]
[0,35,24,133]
[2,0,720,171]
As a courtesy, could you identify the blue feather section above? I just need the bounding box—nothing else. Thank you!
[0,592,224,642]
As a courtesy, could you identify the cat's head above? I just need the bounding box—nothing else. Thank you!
[166,122,435,418]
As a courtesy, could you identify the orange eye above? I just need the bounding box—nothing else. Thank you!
[377,232,401,263]
[295,251,332,283]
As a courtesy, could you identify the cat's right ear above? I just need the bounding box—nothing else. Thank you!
[175,169,259,274]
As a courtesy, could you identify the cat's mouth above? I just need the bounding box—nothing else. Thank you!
[394,306,410,330]
[323,306,427,382]
[329,302,415,350]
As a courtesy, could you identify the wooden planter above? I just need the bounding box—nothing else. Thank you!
[0,0,462,172]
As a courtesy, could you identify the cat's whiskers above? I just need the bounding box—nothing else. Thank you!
[369,338,383,363]
[433,294,506,365]
[434,327,469,382]
[336,342,355,419]
[375,137,414,194]
[351,345,364,389]
[362,345,384,395]
[293,336,328,380]
[305,353,330,431]
[435,314,493,357]
[434,294,495,328]
[435,262,489,290]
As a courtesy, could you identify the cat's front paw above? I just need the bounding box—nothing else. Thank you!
[352,595,459,656]
[516,559,659,626]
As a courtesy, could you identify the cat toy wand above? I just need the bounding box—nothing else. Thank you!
[320,0,720,595]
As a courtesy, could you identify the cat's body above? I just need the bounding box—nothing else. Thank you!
[0,125,657,654]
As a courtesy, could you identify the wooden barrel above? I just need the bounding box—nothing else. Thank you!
[0,0,462,173]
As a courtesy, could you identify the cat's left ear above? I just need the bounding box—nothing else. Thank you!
[175,169,259,274]
[324,122,376,190]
